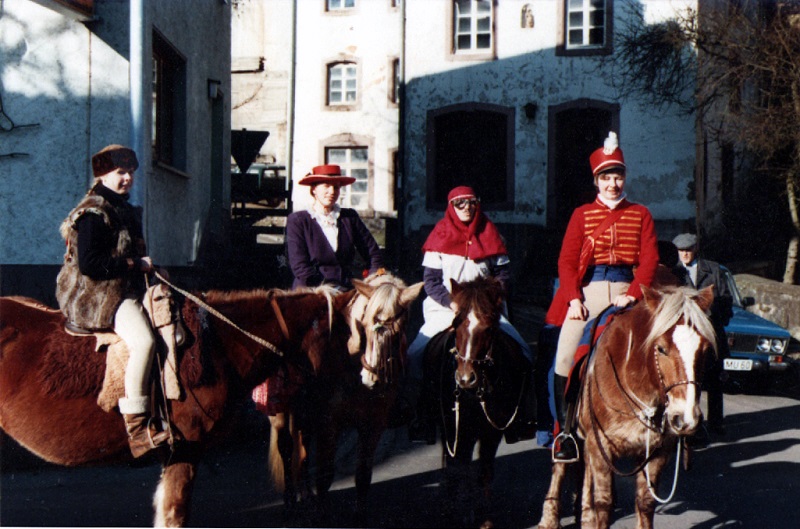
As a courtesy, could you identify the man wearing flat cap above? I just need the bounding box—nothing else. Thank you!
[672,233,733,435]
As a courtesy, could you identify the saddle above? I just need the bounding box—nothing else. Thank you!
[64,284,185,412]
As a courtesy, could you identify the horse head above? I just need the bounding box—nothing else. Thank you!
[450,276,505,390]
[350,273,423,389]
[640,284,716,436]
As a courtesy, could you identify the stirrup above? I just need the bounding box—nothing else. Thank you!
[146,416,172,448]
[551,431,580,464]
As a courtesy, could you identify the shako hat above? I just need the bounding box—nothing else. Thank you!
[589,132,626,176]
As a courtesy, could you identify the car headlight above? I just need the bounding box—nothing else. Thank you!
[757,337,787,354]
[757,338,771,352]
[771,339,787,354]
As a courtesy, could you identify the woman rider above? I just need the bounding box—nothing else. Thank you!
[56,144,169,458]
[546,132,659,461]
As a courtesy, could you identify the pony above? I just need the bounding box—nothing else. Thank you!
[267,271,422,523]
[537,285,716,529]
[0,285,355,527]
[424,276,531,529]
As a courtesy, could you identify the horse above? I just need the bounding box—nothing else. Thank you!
[0,284,355,527]
[537,285,716,529]
[424,276,531,529]
[267,271,423,523]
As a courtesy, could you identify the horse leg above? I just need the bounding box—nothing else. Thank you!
[536,461,566,529]
[268,412,299,511]
[634,455,668,529]
[154,461,197,527]
[354,421,384,522]
[314,419,338,521]
[581,444,613,529]
[475,433,502,529]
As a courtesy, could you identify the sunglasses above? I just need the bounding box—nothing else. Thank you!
[451,198,479,210]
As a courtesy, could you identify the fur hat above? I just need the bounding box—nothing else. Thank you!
[672,233,698,250]
[298,164,356,187]
[91,145,139,178]
[589,132,626,176]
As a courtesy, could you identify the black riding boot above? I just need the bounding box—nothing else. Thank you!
[553,374,578,462]
[408,375,437,444]
[504,369,537,444]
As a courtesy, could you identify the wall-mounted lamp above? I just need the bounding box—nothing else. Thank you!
[524,102,538,120]
[208,79,223,100]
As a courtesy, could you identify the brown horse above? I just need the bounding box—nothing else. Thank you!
[424,276,530,529]
[268,271,422,522]
[0,285,354,527]
[537,285,716,529]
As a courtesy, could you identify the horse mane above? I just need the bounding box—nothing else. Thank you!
[643,286,717,355]
[451,276,504,323]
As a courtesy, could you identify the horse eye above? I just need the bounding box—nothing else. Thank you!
[656,345,667,356]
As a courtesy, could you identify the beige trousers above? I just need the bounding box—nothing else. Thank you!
[114,297,156,415]
[554,280,630,377]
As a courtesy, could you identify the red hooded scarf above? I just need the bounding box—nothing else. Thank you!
[422,186,507,260]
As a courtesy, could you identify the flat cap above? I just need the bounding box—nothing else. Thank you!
[672,233,697,250]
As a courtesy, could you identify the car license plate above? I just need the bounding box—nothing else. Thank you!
[724,359,753,371]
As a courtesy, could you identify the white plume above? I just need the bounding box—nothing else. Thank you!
[603,132,619,155]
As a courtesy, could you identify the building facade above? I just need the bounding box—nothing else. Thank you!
[1,0,231,301]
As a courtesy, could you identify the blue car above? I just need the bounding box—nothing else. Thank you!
[720,267,792,374]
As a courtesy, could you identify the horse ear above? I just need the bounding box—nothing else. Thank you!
[351,279,376,299]
[334,289,358,311]
[640,285,662,311]
[450,279,462,296]
[695,285,715,312]
[400,281,424,307]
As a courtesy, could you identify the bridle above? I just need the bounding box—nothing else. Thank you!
[359,305,407,386]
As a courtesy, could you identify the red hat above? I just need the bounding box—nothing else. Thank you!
[297,164,356,186]
[589,132,626,176]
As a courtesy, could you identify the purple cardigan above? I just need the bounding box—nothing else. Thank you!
[286,209,384,289]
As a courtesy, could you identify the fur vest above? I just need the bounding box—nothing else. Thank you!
[56,190,144,330]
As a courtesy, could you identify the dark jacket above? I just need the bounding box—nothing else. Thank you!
[56,183,147,329]
[286,208,383,289]
[673,258,733,355]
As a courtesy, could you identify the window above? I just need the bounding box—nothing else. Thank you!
[327,147,369,209]
[453,0,493,54]
[152,30,187,170]
[558,0,613,56]
[328,62,357,106]
[390,58,400,104]
[426,103,514,209]
[327,0,354,11]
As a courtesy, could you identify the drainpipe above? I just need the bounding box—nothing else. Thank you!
[130,0,146,215]
[286,0,297,190]
[397,0,407,269]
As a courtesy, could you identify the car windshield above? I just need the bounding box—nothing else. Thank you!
[721,269,746,308]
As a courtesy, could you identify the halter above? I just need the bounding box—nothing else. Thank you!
[359,300,408,386]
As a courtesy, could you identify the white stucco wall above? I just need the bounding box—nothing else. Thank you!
[0,0,230,268]
[402,0,697,233]
[290,0,402,215]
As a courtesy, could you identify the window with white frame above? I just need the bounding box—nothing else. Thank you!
[152,30,187,170]
[328,62,357,105]
[327,0,355,11]
[326,147,369,209]
[453,0,493,53]
[566,0,606,49]
[390,58,400,104]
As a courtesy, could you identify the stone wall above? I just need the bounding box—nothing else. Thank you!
[734,274,800,344]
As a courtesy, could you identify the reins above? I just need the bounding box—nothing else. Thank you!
[154,270,286,358]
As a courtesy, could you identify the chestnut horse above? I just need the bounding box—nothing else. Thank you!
[425,276,530,529]
[537,285,716,529]
[0,285,353,527]
[268,271,422,522]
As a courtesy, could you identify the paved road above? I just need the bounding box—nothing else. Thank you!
[2,386,800,528]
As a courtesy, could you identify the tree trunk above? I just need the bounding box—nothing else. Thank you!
[783,168,800,284]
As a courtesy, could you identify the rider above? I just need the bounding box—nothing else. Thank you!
[407,185,535,444]
[56,144,169,458]
[545,132,659,461]
[285,164,384,290]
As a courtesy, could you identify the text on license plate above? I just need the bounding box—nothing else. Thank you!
[724,359,753,371]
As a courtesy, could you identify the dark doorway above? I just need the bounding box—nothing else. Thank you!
[427,103,514,210]
[549,102,618,230]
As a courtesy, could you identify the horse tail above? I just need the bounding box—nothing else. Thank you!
[268,419,286,493]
